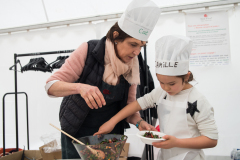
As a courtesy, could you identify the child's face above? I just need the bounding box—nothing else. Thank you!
[156,74,190,95]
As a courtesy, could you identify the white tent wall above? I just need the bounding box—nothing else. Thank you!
[0,4,240,160]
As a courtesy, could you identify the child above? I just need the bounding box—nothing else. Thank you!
[94,35,218,160]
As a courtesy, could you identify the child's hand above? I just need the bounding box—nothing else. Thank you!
[139,120,158,131]
[93,121,115,135]
[152,135,178,149]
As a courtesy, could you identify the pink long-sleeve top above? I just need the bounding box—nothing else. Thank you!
[45,42,138,122]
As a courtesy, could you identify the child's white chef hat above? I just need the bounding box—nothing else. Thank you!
[118,0,161,41]
[155,35,193,76]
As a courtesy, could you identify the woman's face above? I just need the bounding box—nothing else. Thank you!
[156,73,190,95]
[115,37,146,63]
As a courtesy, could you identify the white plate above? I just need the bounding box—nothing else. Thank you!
[137,131,166,145]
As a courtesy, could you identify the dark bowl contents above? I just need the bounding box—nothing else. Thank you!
[99,137,121,144]
[143,131,162,139]
[72,134,127,160]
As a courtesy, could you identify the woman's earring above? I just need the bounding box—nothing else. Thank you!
[115,42,117,45]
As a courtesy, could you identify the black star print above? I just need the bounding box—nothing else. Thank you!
[186,100,200,117]
[153,103,158,108]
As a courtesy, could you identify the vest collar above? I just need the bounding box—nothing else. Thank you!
[92,36,107,65]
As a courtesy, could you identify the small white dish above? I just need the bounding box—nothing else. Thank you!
[137,131,166,145]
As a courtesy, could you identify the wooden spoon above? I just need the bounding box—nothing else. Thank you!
[49,123,105,159]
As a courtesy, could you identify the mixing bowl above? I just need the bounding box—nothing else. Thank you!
[72,134,127,160]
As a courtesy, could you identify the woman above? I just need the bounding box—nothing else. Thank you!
[45,0,161,158]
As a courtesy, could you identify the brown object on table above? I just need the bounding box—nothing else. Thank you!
[0,150,42,160]
[39,140,61,160]
[119,143,130,160]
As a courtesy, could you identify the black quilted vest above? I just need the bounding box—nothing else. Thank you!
[59,36,130,136]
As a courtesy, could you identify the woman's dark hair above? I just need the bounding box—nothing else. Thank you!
[177,71,194,84]
[106,22,132,43]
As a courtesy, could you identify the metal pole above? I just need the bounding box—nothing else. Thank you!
[144,45,154,159]
[16,50,74,57]
[25,93,29,150]
[2,95,6,155]
[143,46,153,160]
[2,92,29,156]
[14,53,19,151]
[143,46,148,92]
[41,0,49,22]
[143,110,148,160]
[144,45,153,160]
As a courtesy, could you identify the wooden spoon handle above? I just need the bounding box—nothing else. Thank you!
[49,123,100,155]
[49,123,84,145]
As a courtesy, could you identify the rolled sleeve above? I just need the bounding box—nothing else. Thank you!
[45,80,59,98]
[137,87,164,110]
[194,98,218,140]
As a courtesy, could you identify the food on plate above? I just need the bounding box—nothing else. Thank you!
[143,131,162,139]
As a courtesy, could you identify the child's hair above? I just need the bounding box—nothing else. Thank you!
[177,71,193,84]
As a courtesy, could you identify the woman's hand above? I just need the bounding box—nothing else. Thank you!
[78,83,106,109]
[138,120,158,131]
[152,135,178,149]
[93,121,115,136]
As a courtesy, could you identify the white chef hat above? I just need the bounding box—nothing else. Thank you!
[155,35,193,76]
[118,0,161,41]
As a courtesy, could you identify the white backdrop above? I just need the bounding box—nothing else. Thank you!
[0,5,240,159]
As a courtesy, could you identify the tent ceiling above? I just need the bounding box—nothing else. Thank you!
[0,0,238,30]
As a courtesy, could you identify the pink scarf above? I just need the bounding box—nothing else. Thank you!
[103,39,140,86]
